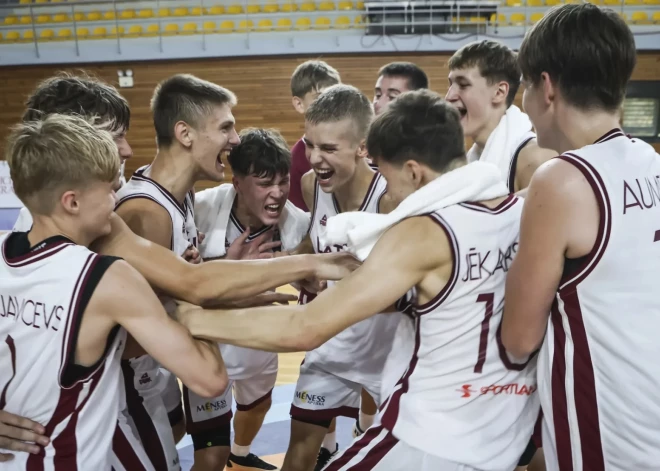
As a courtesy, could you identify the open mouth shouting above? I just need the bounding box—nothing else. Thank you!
[314,168,335,185]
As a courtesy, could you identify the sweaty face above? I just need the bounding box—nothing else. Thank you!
[373,75,411,115]
[192,104,240,182]
[446,67,500,139]
[78,180,117,242]
[235,173,291,227]
[304,118,362,194]
[375,158,417,206]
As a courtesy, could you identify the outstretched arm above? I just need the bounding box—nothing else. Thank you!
[91,213,356,306]
[177,217,448,352]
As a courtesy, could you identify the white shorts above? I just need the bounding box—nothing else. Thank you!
[122,357,180,471]
[290,360,381,424]
[183,359,278,436]
[110,412,156,471]
[324,425,478,471]
[158,368,184,425]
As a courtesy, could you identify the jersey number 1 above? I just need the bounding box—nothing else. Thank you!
[474,293,494,373]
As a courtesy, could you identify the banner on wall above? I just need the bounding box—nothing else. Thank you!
[0,161,22,208]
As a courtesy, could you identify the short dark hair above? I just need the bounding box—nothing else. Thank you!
[151,74,237,147]
[290,60,341,98]
[228,128,291,179]
[448,40,520,107]
[367,90,465,172]
[378,62,429,91]
[23,72,130,133]
[305,84,374,142]
[518,4,635,112]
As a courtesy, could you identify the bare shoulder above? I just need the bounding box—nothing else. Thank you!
[301,170,316,211]
[87,259,148,314]
[527,155,593,202]
[515,140,558,192]
[114,197,172,246]
[378,192,398,215]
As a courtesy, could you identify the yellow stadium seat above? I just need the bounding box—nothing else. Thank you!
[51,0,64,3]
[19,16,32,24]
[173,7,189,16]
[654,11,660,21]
[103,11,115,20]
[219,20,234,32]
[356,1,365,7]
[127,25,143,37]
[510,12,525,24]
[6,31,20,41]
[262,3,279,13]
[335,15,351,28]
[120,10,136,20]
[490,13,507,24]
[109,26,125,37]
[631,11,650,22]
[300,2,316,11]
[208,6,225,15]
[40,28,55,39]
[145,24,160,36]
[190,7,203,16]
[644,0,660,4]
[36,15,51,24]
[546,0,561,5]
[73,13,84,22]
[23,30,34,41]
[452,16,468,24]
[295,16,312,29]
[138,9,154,18]
[280,3,298,11]
[76,27,89,38]
[470,16,487,24]
[257,18,273,30]
[164,23,179,35]
[625,0,643,4]
[92,26,107,38]
[181,22,197,34]
[602,0,620,4]
[57,28,72,39]
[203,21,216,32]
[530,12,544,22]
[35,0,47,4]
[4,16,18,25]
[338,1,354,9]
[315,16,331,29]
[246,4,260,13]
[319,1,336,10]
[227,4,244,13]
[506,0,522,6]
[275,17,292,30]
[19,0,30,4]
[527,0,543,5]
[86,11,101,21]
[237,19,254,32]
[354,15,365,27]
[158,8,170,17]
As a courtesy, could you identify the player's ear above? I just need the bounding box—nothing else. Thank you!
[173,120,193,149]
[60,189,81,215]
[541,71,556,107]
[232,175,240,191]
[493,80,509,106]
[405,160,424,188]
[292,96,305,115]
[356,139,368,159]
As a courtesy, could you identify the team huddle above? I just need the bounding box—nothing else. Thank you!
[2,4,660,471]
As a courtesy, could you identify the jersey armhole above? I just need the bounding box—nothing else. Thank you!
[115,194,175,251]
[60,255,122,388]
[507,136,535,193]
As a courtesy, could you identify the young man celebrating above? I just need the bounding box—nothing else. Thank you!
[0,114,227,470]
[187,128,310,471]
[503,4,660,470]
[288,60,341,211]
[175,90,539,471]
[446,40,555,194]
[373,62,429,115]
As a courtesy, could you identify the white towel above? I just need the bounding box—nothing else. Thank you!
[466,105,533,180]
[320,161,508,261]
[194,184,310,258]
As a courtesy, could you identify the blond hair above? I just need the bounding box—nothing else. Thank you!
[6,113,119,214]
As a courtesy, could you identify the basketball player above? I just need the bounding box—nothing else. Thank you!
[0,114,227,470]
[280,84,401,471]
[446,39,556,194]
[288,60,341,211]
[186,128,309,470]
[502,5,660,470]
[373,62,429,115]
[175,90,539,471]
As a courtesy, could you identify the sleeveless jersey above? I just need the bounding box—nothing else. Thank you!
[220,210,280,380]
[538,129,660,471]
[506,131,536,193]
[303,172,400,390]
[0,234,126,470]
[379,196,538,471]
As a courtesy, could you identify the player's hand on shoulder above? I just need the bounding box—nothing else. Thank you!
[226,228,282,260]
[0,410,49,461]
[183,244,202,264]
[312,252,362,281]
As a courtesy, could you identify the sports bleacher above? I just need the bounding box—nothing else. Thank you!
[0,0,657,44]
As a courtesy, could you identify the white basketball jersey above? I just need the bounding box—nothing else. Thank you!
[0,233,126,470]
[379,196,538,471]
[304,172,400,389]
[506,131,536,193]
[538,129,660,471]
[221,211,280,380]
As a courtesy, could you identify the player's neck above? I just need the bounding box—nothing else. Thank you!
[555,108,621,154]
[232,196,268,232]
[333,159,375,213]
[149,149,196,204]
[472,108,505,151]
[28,216,88,248]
